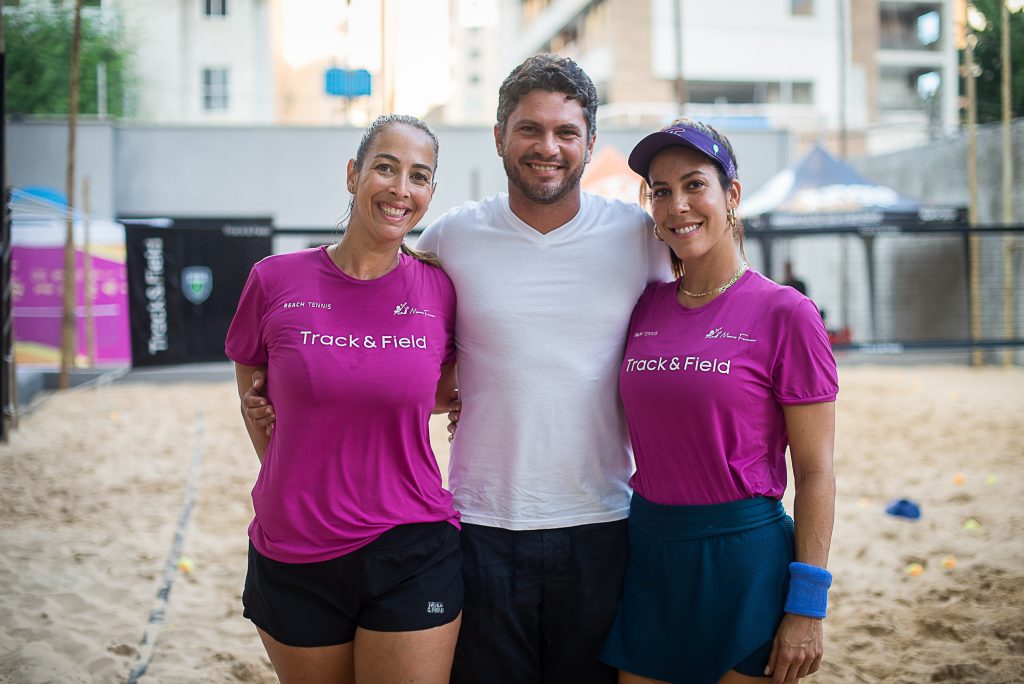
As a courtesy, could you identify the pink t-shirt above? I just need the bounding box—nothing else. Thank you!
[225,247,459,563]
[620,270,838,506]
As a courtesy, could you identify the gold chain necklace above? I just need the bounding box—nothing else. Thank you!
[679,262,749,298]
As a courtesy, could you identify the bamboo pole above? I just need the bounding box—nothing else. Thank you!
[60,0,86,389]
[0,11,15,439]
[1002,3,1016,366]
[965,20,982,367]
[380,0,394,114]
[673,0,686,114]
[83,176,95,367]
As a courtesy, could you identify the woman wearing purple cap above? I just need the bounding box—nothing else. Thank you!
[599,119,838,684]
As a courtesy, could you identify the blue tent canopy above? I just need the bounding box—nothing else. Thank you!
[740,144,965,230]
[738,145,970,343]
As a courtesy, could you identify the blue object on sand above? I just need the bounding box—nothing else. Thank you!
[885,498,921,520]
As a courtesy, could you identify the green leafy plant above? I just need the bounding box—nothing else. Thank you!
[4,5,134,117]
[964,0,1024,123]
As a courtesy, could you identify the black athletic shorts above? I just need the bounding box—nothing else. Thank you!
[242,521,462,647]
[452,519,627,684]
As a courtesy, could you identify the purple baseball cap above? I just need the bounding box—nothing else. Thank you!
[628,123,737,181]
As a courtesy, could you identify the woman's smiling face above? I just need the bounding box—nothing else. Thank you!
[347,123,437,245]
[647,146,740,263]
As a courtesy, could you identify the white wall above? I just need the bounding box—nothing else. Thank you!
[7,120,786,231]
[119,0,274,123]
[650,0,843,125]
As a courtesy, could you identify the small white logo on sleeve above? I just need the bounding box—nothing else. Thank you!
[426,601,445,614]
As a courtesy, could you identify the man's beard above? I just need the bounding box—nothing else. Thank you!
[503,155,587,205]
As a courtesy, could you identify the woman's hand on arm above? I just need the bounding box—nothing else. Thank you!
[432,362,460,442]
[234,363,274,462]
[766,400,836,683]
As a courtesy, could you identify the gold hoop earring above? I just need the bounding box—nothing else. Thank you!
[653,225,665,242]
[727,207,737,228]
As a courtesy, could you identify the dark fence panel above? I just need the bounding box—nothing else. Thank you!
[123,219,272,367]
[745,225,1024,353]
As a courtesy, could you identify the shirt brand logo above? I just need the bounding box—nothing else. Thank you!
[705,327,756,343]
[426,601,445,614]
[624,355,731,375]
[394,302,436,318]
[633,330,659,337]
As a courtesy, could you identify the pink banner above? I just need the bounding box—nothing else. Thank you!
[12,246,131,366]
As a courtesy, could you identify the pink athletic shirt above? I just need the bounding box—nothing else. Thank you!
[225,247,459,563]
[620,269,838,506]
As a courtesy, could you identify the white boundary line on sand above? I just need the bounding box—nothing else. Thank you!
[127,410,204,683]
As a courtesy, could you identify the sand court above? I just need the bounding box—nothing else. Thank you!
[0,363,1022,683]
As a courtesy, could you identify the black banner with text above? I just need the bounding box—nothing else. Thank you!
[123,218,272,367]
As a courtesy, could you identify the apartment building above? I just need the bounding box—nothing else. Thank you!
[498,0,960,154]
[439,0,501,124]
[5,0,276,123]
[128,0,275,123]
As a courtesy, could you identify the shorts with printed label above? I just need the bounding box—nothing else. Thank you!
[242,521,462,647]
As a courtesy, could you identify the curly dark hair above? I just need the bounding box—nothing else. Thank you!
[496,53,598,142]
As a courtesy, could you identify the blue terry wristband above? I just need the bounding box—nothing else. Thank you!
[783,562,832,619]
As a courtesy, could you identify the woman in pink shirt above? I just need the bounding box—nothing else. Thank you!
[600,120,838,684]
[226,115,461,684]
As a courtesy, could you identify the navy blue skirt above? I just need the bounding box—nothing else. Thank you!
[600,494,795,684]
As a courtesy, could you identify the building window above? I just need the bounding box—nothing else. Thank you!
[880,4,942,51]
[522,0,556,23]
[917,10,940,45]
[202,68,229,111]
[879,65,937,111]
[203,0,227,17]
[791,0,813,16]
[917,71,941,99]
[540,0,608,55]
[687,80,814,106]
[792,82,813,104]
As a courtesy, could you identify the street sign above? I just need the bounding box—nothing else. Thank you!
[325,68,372,97]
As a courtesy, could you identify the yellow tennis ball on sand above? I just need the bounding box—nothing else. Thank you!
[941,555,957,570]
[905,562,924,577]
[952,473,965,485]
[177,556,195,574]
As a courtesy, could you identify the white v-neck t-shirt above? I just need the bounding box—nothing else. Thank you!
[416,192,670,529]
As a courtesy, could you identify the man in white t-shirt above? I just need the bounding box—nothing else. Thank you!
[245,54,668,683]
